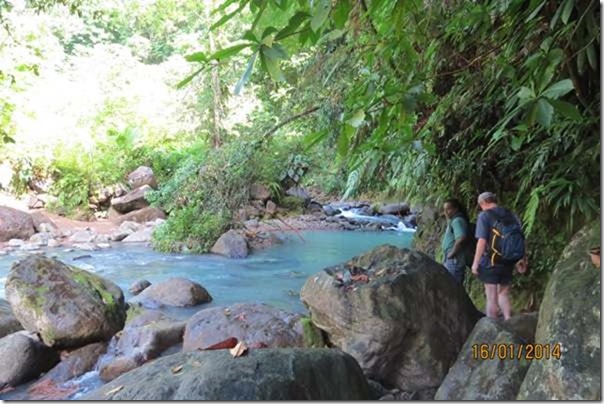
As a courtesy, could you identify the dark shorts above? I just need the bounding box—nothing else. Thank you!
[478,265,513,285]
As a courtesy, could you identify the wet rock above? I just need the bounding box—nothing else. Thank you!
[5,255,127,348]
[249,183,271,202]
[122,227,154,243]
[0,299,22,338]
[0,206,35,242]
[29,232,51,247]
[377,202,410,216]
[183,303,304,351]
[129,277,212,308]
[33,342,107,386]
[68,230,96,244]
[517,224,601,400]
[265,200,277,216]
[323,205,340,216]
[128,279,151,296]
[0,331,60,389]
[98,309,185,382]
[127,166,157,190]
[8,238,24,247]
[73,242,99,251]
[29,211,58,234]
[110,185,152,214]
[434,317,532,400]
[285,186,310,202]
[300,245,482,391]
[211,230,248,259]
[243,219,259,229]
[112,207,166,225]
[83,348,371,400]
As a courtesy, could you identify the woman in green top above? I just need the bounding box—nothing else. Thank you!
[441,198,470,284]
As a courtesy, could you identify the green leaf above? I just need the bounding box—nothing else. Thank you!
[534,98,554,127]
[243,30,259,43]
[234,52,257,95]
[549,99,582,121]
[541,79,574,99]
[525,0,546,22]
[260,50,285,81]
[586,43,597,70]
[262,27,279,39]
[177,66,204,89]
[511,135,523,151]
[275,11,311,40]
[211,2,247,30]
[347,109,365,128]
[561,0,573,24]
[185,52,207,63]
[577,49,586,75]
[337,124,353,157]
[311,0,331,32]
[333,0,352,29]
[517,86,535,100]
[262,44,288,59]
[211,43,252,61]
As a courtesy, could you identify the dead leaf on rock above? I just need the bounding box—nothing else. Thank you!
[171,365,183,374]
[230,341,248,358]
[202,337,238,350]
[105,385,124,396]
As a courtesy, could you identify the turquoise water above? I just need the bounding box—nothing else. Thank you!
[0,230,413,314]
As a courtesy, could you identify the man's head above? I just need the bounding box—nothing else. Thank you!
[443,198,462,219]
[477,191,497,211]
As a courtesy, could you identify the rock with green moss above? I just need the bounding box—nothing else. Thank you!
[300,245,482,391]
[517,223,601,400]
[5,255,127,349]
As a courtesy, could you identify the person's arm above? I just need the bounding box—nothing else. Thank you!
[472,238,487,275]
[447,218,467,259]
[516,240,529,273]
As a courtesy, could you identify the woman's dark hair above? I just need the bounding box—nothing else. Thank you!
[444,198,470,221]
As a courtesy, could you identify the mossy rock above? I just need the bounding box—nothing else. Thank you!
[300,317,325,348]
[5,255,127,348]
[281,196,306,213]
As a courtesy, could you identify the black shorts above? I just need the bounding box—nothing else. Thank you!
[478,265,513,285]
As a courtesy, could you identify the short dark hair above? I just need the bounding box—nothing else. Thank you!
[444,198,469,221]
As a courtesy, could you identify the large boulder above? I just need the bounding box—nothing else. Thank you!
[183,303,304,351]
[29,211,58,233]
[112,207,166,225]
[110,185,152,214]
[0,298,22,338]
[27,342,107,400]
[5,255,127,348]
[83,348,371,400]
[121,227,154,243]
[285,186,310,202]
[211,229,248,259]
[378,202,410,216]
[127,166,157,190]
[300,245,482,391]
[98,309,185,382]
[0,331,60,389]
[129,277,212,308]
[0,206,35,242]
[435,316,536,400]
[517,224,601,400]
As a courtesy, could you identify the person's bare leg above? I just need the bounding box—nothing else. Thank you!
[484,284,498,318]
[497,284,512,320]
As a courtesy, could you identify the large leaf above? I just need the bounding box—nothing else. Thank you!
[534,98,554,127]
[177,66,204,89]
[234,52,257,95]
[211,1,249,30]
[276,11,311,40]
[586,43,597,70]
[262,43,287,59]
[311,0,331,32]
[333,0,352,29]
[549,99,582,121]
[337,124,353,157]
[541,79,574,99]
[260,50,285,81]
[561,0,573,24]
[185,52,207,63]
[211,43,252,61]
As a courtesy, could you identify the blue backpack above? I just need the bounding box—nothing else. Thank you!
[485,209,525,266]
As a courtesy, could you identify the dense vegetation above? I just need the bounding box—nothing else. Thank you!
[0,0,599,308]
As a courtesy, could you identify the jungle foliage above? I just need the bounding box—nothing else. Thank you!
[182,0,599,302]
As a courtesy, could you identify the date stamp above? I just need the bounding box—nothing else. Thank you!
[471,343,562,360]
